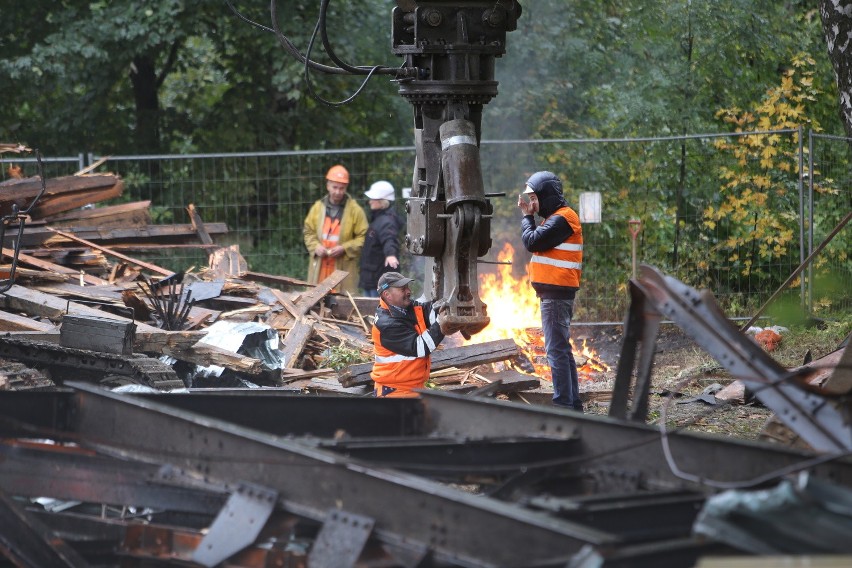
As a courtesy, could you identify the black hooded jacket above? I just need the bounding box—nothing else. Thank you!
[359,206,404,291]
[520,171,579,300]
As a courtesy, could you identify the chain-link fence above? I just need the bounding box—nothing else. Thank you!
[2,132,849,322]
[0,154,85,181]
[807,133,852,318]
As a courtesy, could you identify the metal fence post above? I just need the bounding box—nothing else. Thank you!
[797,125,806,312]
[807,129,814,316]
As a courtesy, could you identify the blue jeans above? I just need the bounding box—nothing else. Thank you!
[363,289,380,298]
[540,298,582,410]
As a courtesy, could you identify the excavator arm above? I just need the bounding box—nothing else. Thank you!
[392,0,522,337]
[231,0,522,337]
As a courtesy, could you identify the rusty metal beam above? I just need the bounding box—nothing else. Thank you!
[0,487,90,568]
[631,265,852,452]
[62,382,616,566]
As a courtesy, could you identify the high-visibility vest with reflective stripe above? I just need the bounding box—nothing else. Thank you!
[318,214,342,281]
[529,206,583,288]
[371,301,431,398]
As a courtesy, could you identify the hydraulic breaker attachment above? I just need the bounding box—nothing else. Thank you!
[393,0,522,338]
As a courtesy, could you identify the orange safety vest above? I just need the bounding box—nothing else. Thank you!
[529,206,583,288]
[318,214,342,282]
[371,302,431,398]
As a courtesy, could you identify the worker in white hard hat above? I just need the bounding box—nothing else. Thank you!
[359,180,403,297]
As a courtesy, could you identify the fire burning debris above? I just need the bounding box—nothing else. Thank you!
[467,243,611,382]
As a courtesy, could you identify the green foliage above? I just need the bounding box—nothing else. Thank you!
[1,1,848,321]
[703,54,820,281]
[319,343,371,371]
[2,1,844,156]
[0,1,409,155]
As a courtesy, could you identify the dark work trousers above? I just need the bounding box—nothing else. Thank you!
[540,298,583,411]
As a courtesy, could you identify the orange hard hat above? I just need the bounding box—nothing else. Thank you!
[326,165,349,184]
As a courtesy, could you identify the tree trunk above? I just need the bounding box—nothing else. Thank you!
[129,54,162,154]
[820,0,852,138]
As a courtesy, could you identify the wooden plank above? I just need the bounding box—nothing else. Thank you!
[2,247,108,286]
[279,317,315,370]
[308,377,370,396]
[0,310,58,332]
[242,271,312,288]
[73,155,110,176]
[0,174,122,206]
[184,306,218,329]
[271,289,301,318]
[195,295,258,311]
[9,223,229,248]
[31,283,124,303]
[455,370,540,394]
[0,284,160,332]
[186,204,214,245]
[294,270,348,315]
[133,330,208,353]
[0,266,67,283]
[42,200,152,229]
[47,227,173,277]
[329,294,378,321]
[30,183,123,219]
[280,367,336,381]
[160,343,265,376]
[21,244,221,256]
[267,288,300,329]
[218,305,271,321]
[208,245,247,279]
[339,338,520,387]
[0,331,60,343]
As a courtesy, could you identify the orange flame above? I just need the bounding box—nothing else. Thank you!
[468,243,610,382]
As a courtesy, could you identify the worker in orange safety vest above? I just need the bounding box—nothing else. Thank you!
[303,164,368,295]
[370,271,462,397]
[518,171,584,411]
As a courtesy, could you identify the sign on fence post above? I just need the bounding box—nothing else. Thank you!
[628,219,642,280]
[579,192,601,223]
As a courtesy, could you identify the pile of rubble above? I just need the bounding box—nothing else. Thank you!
[0,167,539,397]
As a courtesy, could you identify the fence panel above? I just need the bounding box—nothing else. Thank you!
[27,130,845,324]
[478,132,805,321]
[92,149,416,279]
[808,133,852,317]
[0,155,85,182]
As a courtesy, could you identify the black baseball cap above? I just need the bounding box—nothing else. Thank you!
[377,272,413,292]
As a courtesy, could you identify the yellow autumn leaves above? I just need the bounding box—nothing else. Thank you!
[702,53,821,275]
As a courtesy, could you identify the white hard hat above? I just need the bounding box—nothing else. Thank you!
[365,180,395,201]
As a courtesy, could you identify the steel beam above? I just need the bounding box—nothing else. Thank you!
[0,441,225,516]
[134,390,424,438]
[633,265,852,452]
[0,488,90,568]
[63,382,616,567]
[418,391,852,490]
[527,490,705,542]
[313,436,582,482]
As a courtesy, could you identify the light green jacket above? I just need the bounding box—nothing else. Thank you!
[303,195,368,294]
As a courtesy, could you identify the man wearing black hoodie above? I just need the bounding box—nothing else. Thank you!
[518,171,584,411]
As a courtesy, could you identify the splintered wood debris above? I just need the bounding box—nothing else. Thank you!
[0,171,540,396]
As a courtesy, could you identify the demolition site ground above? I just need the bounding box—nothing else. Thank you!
[571,321,850,441]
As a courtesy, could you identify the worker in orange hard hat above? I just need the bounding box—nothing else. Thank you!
[302,165,368,294]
